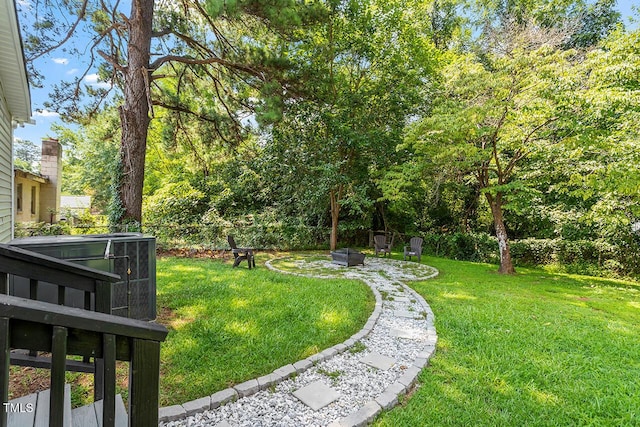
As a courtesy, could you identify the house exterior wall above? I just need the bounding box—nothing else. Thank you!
[14,173,42,223]
[1,0,32,242]
[0,94,12,242]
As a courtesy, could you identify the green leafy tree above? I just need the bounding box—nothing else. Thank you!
[265,0,436,249]
[539,25,640,241]
[404,22,575,273]
[13,139,40,173]
[57,109,120,212]
[20,0,320,226]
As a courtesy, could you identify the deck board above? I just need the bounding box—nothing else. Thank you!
[8,386,127,427]
[94,394,128,427]
[33,385,71,427]
[71,404,98,427]
[6,392,37,427]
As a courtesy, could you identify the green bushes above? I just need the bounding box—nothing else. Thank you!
[143,212,331,251]
[421,232,499,263]
[14,221,72,237]
[509,238,557,265]
[421,232,640,278]
[143,182,208,227]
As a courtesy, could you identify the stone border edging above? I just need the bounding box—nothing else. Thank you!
[158,256,439,426]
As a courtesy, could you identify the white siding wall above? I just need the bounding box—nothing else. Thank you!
[0,93,12,242]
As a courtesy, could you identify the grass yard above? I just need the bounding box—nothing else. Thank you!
[156,254,374,406]
[375,256,640,427]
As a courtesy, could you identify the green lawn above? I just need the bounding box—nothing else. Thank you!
[375,256,640,427]
[156,254,374,406]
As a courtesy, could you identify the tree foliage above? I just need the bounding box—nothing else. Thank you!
[263,0,438,249]
[13,139,40,173]
[42,0,640,276]
[20,0,323,225]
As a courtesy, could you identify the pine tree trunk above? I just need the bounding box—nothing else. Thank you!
[329,189,340,251]
[486,193,516,274]
[117,0,154,224]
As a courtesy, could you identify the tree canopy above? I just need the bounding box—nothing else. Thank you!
[22,0,640,274]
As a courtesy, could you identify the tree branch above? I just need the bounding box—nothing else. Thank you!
[98,50,127,73]
[502,117,559,177]
[27,0,90,62]
[150,55,263,79]
[152,100,239,146]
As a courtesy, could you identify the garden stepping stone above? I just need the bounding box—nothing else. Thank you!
[360,352,396,370]
[390,327,426,339]
[392,296,411,303]
[214,421,234,427]
[394,310,421,319]
[293,381,341,411]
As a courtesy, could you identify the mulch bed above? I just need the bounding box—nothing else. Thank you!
[157,248,230,259]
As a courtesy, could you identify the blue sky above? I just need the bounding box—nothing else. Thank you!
[13,0,640,148]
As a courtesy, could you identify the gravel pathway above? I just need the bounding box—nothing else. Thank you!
[159,256,438,427]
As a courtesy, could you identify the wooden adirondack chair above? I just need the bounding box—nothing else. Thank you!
[227,236,255,269]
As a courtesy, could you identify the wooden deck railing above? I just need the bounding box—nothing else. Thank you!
[0,295,168,427]
[0,243,121,314]
[0,243,122,402]
[0,244,168,426]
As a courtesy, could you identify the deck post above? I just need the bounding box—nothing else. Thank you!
[102,334,116,427]
[50,326,68,427]
[0,318,9,427]
[94,280,112,402]
[129,339,161,427]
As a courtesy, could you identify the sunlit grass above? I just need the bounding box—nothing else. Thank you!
[375,256,640,427]
[156,254,374,406]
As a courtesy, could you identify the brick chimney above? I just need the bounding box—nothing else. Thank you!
[39,138,62,223]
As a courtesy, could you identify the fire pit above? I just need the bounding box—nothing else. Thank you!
[331,248,366,267]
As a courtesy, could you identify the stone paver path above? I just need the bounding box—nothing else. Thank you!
[159,256,438,427]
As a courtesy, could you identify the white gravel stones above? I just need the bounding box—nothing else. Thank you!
[159,257,438,427]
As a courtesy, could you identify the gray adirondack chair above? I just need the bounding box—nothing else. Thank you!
[374,234,393,257]
[403,237,423,262]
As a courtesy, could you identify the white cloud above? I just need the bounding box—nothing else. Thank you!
[52,58,69,65]
[33,110,60,118]
[84,73,111,89]
[66,68,79,76]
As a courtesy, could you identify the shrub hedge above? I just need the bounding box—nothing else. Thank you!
[421,232,640,278]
